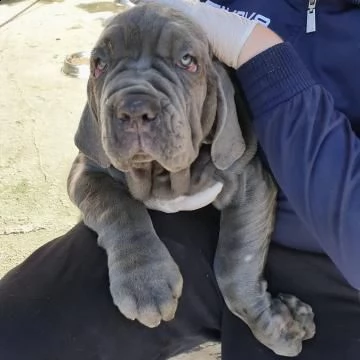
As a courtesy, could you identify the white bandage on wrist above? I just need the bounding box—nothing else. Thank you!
[191,2,257,68]
[139,0,258,69]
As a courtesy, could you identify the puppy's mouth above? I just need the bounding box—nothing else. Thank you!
[128,152,189,173]
[130,152,154,168]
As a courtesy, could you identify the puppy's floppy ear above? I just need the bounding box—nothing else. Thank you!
[210,62,246,170]
[75,98,110,169]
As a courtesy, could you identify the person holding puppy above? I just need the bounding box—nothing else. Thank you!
[1,1,360,359]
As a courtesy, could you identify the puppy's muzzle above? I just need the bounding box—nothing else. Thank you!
[104,91,164,166]
[115,93,161,126]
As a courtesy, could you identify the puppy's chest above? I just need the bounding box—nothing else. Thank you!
[127,147,225,213]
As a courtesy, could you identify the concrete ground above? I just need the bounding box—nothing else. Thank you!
[0,0,220,358]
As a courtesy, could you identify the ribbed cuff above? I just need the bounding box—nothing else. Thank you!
[236,42,316,117]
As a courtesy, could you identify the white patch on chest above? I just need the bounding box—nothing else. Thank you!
[144,182,224,213]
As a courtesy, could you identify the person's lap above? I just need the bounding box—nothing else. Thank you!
[222,239,360,359]
[0,206,359,360]
[0,207,223,360]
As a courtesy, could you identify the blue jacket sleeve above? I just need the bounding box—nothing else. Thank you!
[236,43,360,289]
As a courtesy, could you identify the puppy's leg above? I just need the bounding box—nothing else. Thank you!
[67,153,183,328]
[214,158,315,357]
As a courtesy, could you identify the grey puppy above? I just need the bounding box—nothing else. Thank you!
[67,4,315,357]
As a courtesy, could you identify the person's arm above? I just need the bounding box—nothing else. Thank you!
[237,43,360,289]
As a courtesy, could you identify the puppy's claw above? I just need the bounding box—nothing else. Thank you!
[250,295,316,357]
[109,257,183,328]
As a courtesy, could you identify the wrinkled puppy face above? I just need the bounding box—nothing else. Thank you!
[88,4,219,173]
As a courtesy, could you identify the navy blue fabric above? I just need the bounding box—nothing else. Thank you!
[204,0,360,289]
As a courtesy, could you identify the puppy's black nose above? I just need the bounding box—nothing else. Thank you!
[116,94,160,122]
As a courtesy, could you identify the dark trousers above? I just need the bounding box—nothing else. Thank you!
[1,206,360,360]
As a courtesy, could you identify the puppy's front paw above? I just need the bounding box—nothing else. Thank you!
[108,254,183,328]
[251,294,315,357]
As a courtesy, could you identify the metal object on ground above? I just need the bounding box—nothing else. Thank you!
[62,51,90,79]
[62,1,135,79]
[114,0,136,7]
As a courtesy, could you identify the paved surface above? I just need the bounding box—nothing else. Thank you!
[0,0,220,358]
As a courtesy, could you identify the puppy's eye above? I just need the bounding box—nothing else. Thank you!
[93,58,108,78]
[96,58,107,71]
[177,54,198,73]
[180,54,193,67]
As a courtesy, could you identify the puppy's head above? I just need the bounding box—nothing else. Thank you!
[76,4,246,173]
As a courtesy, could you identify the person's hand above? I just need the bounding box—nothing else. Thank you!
[136,0,283,68]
